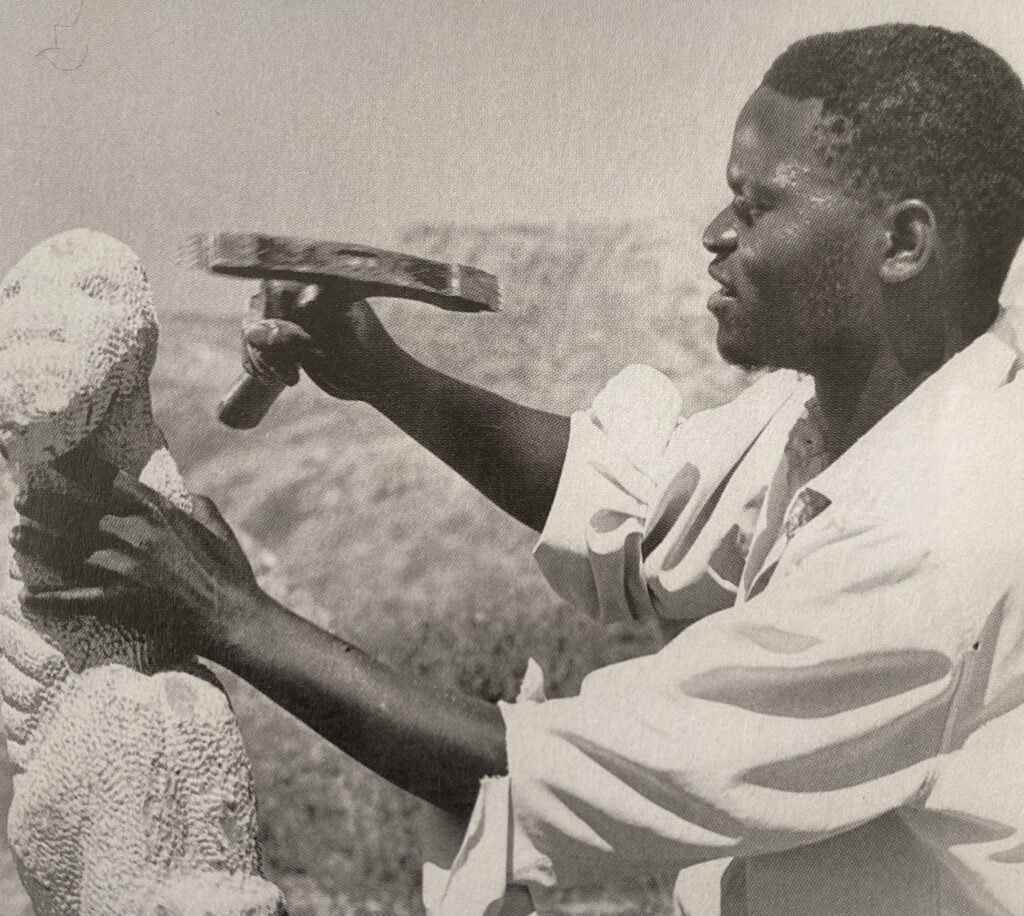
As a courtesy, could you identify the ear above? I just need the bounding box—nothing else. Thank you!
[880,199,937,284]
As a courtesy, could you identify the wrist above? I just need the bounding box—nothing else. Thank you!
[308,337,414,406]
[205,583,277,669]
[364,347,431,415]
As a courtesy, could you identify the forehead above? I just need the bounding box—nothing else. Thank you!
[727,86,832,192]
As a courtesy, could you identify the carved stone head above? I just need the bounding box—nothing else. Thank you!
[0,229,158,465]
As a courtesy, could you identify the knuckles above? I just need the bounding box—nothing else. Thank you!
[9,523,46,554]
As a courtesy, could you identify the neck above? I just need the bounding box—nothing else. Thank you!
[813,322,972,459]
[15,387,167,502]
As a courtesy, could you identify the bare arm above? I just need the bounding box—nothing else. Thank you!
[368,352,568,532]
[15,476,506,816]
[218,589,506,815]
[248,284,569,532]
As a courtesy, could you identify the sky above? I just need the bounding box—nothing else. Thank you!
[1,0,1022,315]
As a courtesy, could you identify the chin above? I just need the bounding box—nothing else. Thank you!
[714,327,762,371]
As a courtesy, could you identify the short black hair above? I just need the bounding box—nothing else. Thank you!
[764,24,1024,321]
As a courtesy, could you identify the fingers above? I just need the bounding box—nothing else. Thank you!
[44,451,152,520]
[44,458,175,529]
[104,484,242,586]
[111,475,221,547]
[83,546,148,587]
[109,471,173,522]
[247,279,319,385]
[189,495,234,544]
[20,585,131,619]
[242,319,308,386]
[20,471,235,595]
[9,522,98,570]
[177,494,234,562]
[19,584,184,651]
[51,446,119,493]
[14,487,105,534]
[243,318,313,353]
[254,279,315,321]
[12,512,149,589]
[14,474,165,571]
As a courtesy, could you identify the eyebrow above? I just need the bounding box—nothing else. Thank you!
[728,174,765,198]
[728,169,784,202]
[726,166,745,195]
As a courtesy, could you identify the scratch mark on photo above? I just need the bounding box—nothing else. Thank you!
[37,0,89,72]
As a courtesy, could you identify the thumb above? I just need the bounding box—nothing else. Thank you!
[242,318,311,386]
[189,495,236,545]
[244,318,313,354]
[188,495,256,586]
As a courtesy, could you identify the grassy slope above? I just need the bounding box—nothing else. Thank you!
[0,222,748,915]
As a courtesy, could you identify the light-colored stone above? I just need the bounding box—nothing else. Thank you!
[0,230,284,915]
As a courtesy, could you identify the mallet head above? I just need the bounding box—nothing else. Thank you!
[180,232,500,428]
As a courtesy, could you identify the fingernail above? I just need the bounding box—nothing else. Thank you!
[248,319,311,347]
[246,320,282,347]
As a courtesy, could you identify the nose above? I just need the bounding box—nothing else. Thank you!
[702,207,738,256]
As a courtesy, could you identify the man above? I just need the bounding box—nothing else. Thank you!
[13,23,1024,916]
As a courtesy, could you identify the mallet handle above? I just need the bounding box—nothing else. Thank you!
[217,276,309,430]
[217,372,288,429]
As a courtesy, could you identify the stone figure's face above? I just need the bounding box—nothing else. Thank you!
[0,229,157,465]
[702,86,883,375]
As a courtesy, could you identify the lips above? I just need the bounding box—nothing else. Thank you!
[708,263,737,297]
[707,263,738,314]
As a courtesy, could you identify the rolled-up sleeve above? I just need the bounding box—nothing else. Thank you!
[533,366,804,625]
[533,364,684,623]
[428,512,976,914]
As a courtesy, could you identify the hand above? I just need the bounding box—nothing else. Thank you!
[12,468,262,660]
[243,280,407,402]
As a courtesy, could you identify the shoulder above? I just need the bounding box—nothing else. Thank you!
[590,365,806,444]
[794,378,1024,607]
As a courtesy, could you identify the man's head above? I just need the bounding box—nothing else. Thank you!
[703,24,1024,376]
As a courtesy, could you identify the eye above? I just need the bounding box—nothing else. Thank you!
[732,197,765,226]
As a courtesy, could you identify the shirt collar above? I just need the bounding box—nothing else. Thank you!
[797,307,1024,509]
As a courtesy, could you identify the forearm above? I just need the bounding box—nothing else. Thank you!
[250,292,569,530]
[369,352,569,532]
[215,589,507,815]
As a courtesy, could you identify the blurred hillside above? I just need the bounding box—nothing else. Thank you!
[11,216,1019,914]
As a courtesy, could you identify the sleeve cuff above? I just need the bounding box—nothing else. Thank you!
[420,775,536,916]
[419,661,550,916]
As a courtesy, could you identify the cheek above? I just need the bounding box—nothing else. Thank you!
[737,229,810,299]
[741,211,852,299]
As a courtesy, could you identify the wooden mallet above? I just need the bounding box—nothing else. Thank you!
[182,231,501,428]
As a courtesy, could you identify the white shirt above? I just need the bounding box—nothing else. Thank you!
[422,310,1024,916]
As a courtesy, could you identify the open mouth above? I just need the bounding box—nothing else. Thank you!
[707,264,737,298]
[707,270,738,312]
[708,290,738,316]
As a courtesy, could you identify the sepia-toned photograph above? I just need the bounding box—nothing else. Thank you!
[1,2,1023,914]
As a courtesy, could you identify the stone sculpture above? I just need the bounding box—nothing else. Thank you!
[0,230,284,914]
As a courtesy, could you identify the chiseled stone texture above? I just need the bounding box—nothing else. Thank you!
[0,230,284,914]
